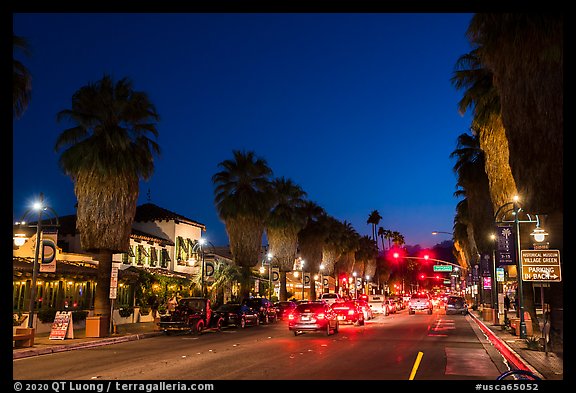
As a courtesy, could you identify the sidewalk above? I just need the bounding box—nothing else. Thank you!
[468,310,563,380]
[13,322,163,360]
[14,315,563,381]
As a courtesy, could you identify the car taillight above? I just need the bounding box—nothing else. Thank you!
[288,313,295,320]
[347,310,355,316]
[316,313,325,319]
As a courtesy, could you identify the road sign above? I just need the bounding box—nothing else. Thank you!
[433,265,453,272]
[520,250,561,282]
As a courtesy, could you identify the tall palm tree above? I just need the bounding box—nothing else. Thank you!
[467,14,563,215]
[450,131,494,256]
[297,200,327,300]
[13,34,32,119]
[266,177,308,301]
[55,74,160,327]
[465,14,563,344]
[212,150,274,298]
[366,210,382,244]
[334,221,360,295]
[451,47,518,213]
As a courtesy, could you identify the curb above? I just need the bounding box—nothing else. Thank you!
[13,331,164,360]
[468,311,544,379]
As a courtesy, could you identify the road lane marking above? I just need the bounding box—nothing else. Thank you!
[409,351,424,380]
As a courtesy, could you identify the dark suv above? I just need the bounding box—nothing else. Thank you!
[241,297,277,324]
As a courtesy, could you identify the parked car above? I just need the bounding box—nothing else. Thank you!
[158,297,223,334]
[212,303,260,328]
[274,301,298,320]
[331,300,364,326]
[355,299,374,320]
[409,292,433,315]
[319,292,343,306]
[241,297,277,324]
[367,294,389,316]
[288,302,340,336]
[445,295,468,315]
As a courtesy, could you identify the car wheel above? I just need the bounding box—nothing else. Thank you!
[264,314,269,324]
[334,321,339,334]
[428,309,433,315]
[326,323,331,336]
[216,318,223,332]
[195,320,204,335]
[409,309,415,315]
[293,330,299,336]
[240,317,246,329]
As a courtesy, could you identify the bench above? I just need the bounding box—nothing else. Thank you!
[13,327,35,348]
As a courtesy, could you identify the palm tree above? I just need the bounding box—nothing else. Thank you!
[266,177,308,301]
[334,221,360,296]
[451,47,518,213]
[55,74,160,327]
[464,14,563,342]
[366,210,382,244]
[13,34,32,119]
[467,14,563,215]
[450,131,494,256]
[297,201,327,300]
[212,150,274,298]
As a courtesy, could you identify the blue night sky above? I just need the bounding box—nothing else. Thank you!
[12,12,474,249]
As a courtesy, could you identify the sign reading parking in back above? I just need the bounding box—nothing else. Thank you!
[521,250,562,282]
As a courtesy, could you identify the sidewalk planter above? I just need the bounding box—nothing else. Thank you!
[85,316,110,338]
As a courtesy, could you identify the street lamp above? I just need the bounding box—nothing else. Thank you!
[319,263,325,295]
[192,238,214,297]
[300,259,305,301]
[13,193,59,329]
[352,272,357,299]
[266,252,273,299]
[490,234,500,325]
[494,195,540,339]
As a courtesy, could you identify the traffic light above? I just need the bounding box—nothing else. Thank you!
[419,273,425,280]
[388,247,405,261]
[419,249,434,262]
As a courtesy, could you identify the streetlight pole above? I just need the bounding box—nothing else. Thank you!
[267,253,273,300]
[494,196,540,339]
[490,234,500,325]
[14,193,59,329]
[301,260,305,301]
[319,264,325,295]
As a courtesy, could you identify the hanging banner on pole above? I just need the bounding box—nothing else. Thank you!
[496,225,516,265]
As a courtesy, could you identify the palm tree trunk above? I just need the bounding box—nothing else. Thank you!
[93,251,113,336]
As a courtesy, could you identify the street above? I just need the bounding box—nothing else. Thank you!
[13,308,508,380]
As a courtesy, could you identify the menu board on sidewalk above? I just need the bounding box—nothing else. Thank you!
[49,311,74,340]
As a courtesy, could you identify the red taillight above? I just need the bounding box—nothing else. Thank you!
[288,313,295,320]
[316,313,325,319]
[347,310,355,316]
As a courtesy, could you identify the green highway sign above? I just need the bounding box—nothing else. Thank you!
[433,265,453,272]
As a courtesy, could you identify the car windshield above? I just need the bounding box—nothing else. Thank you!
[412,294,429,299]
[179,299,205,311]
[448,297,465,305]
[296,303,325,313]
[322,294,338,299]
[216,304,239,312]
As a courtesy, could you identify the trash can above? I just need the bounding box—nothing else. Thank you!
[482,307,494,323]
[85,316,110,338]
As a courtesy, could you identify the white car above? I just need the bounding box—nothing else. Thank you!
[367,294,389,316]
[319,292,343,306]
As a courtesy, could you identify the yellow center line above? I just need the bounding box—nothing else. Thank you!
[409,351,424,380]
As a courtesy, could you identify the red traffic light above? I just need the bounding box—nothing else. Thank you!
[419,274,425,280]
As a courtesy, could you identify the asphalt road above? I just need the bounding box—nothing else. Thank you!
[13,308,508,381]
